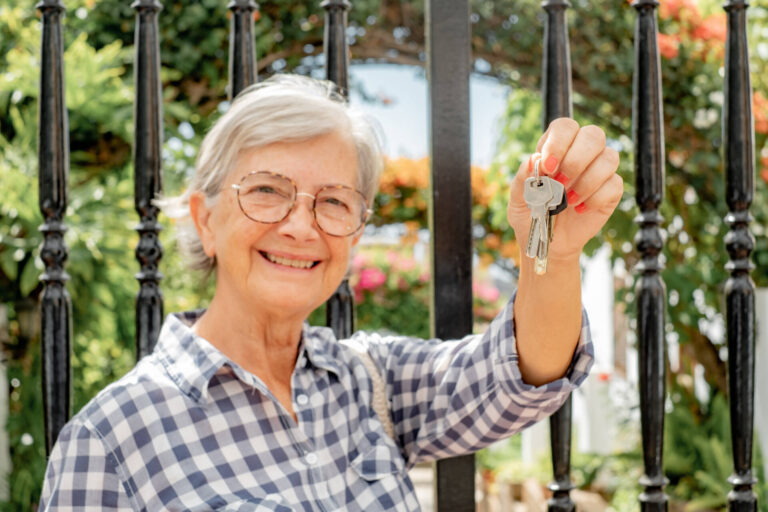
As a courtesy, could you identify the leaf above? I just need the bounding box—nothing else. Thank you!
[19,259,40,297]
[0,249,18,281]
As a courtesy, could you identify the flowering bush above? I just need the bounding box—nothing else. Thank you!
[373,157,520,269]
[347,246,507,339]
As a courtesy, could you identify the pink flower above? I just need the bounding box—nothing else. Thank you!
[473,282,500,302]
[357,268,387,291]
[352,253,370,270]
[396,257,416,271]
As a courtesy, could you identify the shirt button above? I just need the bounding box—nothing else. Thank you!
[296,394,309,406]
[305,452,318,465]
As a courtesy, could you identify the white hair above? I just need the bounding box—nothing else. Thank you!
[158,74,384,275]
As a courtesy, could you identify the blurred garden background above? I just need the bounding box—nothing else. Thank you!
[1,0,768,510]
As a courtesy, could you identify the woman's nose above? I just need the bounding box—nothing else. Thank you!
[277,194,319,240]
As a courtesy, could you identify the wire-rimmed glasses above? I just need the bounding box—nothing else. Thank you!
[230,171,372,237]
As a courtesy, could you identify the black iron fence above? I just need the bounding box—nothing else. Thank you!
[34,0,758,510]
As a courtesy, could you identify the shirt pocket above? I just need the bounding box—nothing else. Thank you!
[349,424,406,481]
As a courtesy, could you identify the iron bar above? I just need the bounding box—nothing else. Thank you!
[322,0,354,339]
[723,1,757,511]
[426,0,474,509]
[132,0,164,359]
[37,0,72,456]
[631,1,668,511]
[541,2,575,511]
[322,0,350,96]
[228,0,258,99]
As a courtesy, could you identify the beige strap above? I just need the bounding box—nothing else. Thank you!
[343,342,396,441]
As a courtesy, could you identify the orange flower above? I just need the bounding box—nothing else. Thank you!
[753,92,768,135]
[658,33,680,59]
[692,13,726,42]
[485,233,501,250]
[659,0,701,26]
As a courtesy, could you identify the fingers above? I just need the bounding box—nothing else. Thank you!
[517,119,621,217]
[579,173,623,215]
[536,118,579,176]
[556,124,606,182]
[565,147,620,212]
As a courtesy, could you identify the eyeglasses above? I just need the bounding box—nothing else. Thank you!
[230,171,372,237]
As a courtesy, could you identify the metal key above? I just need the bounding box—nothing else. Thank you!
[535,178,566,274]
[523,175,554,261]
[546,186,568,253]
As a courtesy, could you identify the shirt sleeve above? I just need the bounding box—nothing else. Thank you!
[358,291,594,467]
[39,419,135,511]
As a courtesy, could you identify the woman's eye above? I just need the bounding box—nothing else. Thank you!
[322,196,351,211]
[247,185,285,197]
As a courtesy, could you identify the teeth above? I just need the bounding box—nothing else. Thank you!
[264,252,315,269]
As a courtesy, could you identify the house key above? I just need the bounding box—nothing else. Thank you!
[523,158,566,275]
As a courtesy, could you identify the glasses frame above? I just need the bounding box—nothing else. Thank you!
[230,170,373,237]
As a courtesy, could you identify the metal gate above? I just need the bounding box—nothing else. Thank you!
[35,0,758,509]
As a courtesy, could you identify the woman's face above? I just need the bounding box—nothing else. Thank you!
[192,131,363,320]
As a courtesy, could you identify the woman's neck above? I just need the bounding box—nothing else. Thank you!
[192,291,305,387]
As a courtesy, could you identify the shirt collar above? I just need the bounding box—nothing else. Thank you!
[154,312,343,404]
[300,324,342,376]
[154,310,230,404]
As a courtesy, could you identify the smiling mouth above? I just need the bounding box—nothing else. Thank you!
[260,251,320,269]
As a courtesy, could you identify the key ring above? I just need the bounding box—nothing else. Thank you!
[532,153,542,185]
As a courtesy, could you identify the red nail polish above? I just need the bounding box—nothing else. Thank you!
[575,203,588,214]
[566,190,579,203]
[545,155,558,173]
[554,172,570,186]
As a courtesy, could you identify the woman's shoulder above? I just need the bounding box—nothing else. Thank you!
[65,354,182,445]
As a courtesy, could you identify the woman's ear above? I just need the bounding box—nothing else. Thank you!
[189,192,216,258]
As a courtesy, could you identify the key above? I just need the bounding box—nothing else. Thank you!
[545,179,567,242]
[523,176,554,260]
[534,178,566,274]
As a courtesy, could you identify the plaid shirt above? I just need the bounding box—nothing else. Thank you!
[40,297,593,511]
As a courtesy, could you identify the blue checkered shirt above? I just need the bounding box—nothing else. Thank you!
[40,297,593,511]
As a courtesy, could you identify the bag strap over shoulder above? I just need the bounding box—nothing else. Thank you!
[342,341,397,442]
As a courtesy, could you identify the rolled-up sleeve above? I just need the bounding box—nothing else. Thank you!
[359,292,593,467]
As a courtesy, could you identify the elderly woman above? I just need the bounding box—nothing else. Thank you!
[40,75,622,511]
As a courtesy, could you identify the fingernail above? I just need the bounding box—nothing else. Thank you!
[554,172,570,186]
[575,203,588,214]
[545,155,558,173]
[566,190,579,203]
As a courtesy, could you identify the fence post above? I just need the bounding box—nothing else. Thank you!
[133,0,165,358]
[37,0,72,456]
[426,0,474,509]
[540,2,575,511]
[228,0,258,100]
[631,1,668,511]
[322,0,350,96]
[722,1,757,510]
[321,0,355,340]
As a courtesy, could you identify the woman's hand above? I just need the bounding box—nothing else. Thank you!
[507,118,623,263]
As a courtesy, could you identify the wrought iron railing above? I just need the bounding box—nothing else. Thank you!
[34,1,758,510]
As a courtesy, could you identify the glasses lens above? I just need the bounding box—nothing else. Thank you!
[315,187,367,236]
[237,172,295,223]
